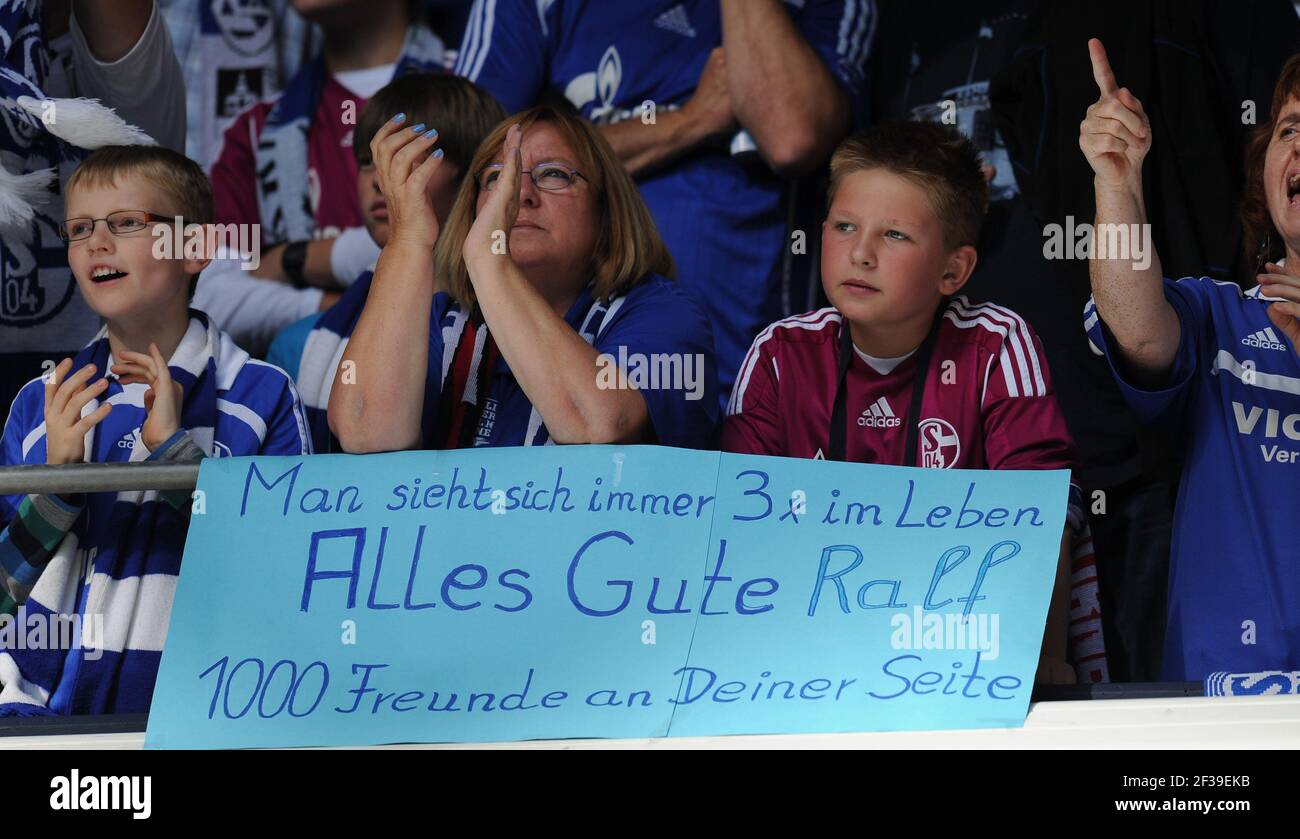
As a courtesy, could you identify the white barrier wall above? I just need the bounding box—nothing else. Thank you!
[2,695,1298,749]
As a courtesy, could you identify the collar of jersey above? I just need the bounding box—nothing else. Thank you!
[852,343,918,376]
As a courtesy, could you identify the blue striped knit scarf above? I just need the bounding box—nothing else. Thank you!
[0,313,239,715]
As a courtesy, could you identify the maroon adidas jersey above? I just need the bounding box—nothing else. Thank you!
[723,297,1080,480]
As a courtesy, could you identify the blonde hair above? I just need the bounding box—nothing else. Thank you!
[433,105,673,313]
[66,145,213,227]
[65,146,214,296]
[828,122,989,250]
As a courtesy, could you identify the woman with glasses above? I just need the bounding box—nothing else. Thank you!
[329,106,719,451]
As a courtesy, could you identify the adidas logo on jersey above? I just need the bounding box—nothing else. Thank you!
[1242,327,1288,352]
[857,397,900,428]
[654,4,697,38]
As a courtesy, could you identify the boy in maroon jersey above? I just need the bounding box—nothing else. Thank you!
[722,121,1083,684]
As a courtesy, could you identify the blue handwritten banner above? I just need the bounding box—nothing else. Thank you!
[145,446,1069,748]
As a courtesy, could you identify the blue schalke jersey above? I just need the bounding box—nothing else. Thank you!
[1085,277,1300,680]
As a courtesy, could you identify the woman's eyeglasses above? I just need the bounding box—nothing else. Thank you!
[476,162,587,192]
[58,211,175,243]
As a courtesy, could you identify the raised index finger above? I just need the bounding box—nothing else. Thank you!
[506,125,523,172]
[1089,38,1119,97]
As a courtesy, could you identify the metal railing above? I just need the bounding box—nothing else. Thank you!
[0,462,198,496]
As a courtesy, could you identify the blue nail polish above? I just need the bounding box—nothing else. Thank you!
[425,129,438,140]
[391,113,405,124]
[433,148,444,158]
[410,123,426,133]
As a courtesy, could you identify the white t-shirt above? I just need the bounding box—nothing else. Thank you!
[54,2,187,153]
[853,344,918,376]
[335,64,397,99]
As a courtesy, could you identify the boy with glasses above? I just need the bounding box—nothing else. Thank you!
[0,145,310,715]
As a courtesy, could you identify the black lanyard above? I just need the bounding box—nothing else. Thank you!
[828,304,947,466]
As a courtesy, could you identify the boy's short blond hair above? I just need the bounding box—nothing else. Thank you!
[828,122,989,250]
[65,146,214,298]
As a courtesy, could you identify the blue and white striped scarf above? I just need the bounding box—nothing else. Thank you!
[0,311,297,715]
[294,269,374,452]
[253,23,444,246]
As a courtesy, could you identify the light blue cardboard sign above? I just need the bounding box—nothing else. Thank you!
[145,446,1068,748]
[670,454,1065,736]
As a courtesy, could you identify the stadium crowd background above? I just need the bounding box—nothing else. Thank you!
[1,0,1299,717]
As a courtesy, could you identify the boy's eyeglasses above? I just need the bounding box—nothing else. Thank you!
[476,162,587,192]
[58,211,175,243]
